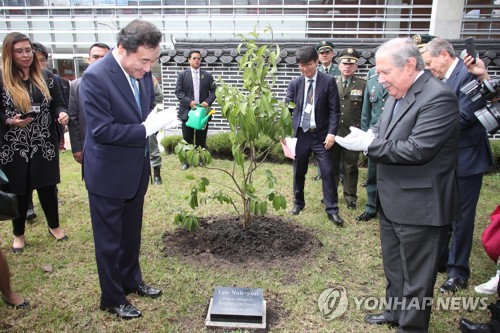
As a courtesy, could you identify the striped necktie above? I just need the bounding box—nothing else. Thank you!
[129,76,142,116]
[301,79,314,132]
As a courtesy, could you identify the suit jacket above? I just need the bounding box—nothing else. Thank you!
[368,70,461,227]
[80,51,155,199]
[286,71,340,137]
[361,68,388,131]
[68,77,85,154]
[445,58,493,177]
[175,68,216,121]
[336,74,366,137]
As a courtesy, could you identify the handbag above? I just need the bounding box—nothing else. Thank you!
[0,169,19,221]
[481,205,500,263]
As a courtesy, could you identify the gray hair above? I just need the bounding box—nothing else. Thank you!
[422,37,456,59]
[376,37,425,71]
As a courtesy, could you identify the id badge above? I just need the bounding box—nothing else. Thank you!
[30,104,41,113]
[304,103,313,114]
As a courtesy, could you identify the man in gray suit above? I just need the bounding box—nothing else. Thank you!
[336,37,460,332]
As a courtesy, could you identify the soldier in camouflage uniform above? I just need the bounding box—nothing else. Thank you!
[332,48,366,210]
[357,67,388,222]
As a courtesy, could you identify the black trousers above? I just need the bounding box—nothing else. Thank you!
[12,185,59,236]
[181,121,209,148]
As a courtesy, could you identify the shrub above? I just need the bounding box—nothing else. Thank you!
[206,132,232,158]
[161,135,183,154]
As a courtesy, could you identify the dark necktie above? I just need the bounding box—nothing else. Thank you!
[129,76,142,116]
[301,79,314,132]
[392,99,402,120]
[343,79,348,92]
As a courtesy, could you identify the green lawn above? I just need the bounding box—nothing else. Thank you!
[0,152,498,333]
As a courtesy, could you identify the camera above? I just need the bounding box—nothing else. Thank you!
[461,78,500,134]
[461,78,500,102]
[474,102,500,134]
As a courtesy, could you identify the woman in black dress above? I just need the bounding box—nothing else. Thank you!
[0,32,69,253]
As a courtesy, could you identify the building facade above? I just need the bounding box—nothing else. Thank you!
[1,0,499,79]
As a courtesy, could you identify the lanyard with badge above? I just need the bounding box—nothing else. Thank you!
[304,79,314,115]
[27,80,41,117]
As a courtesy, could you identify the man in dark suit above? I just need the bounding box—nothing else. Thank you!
[333,48,366,210]
[80,19,171,319]
[68,42,110,164]
[175,50,216,170]
[286,46,343,226]
[336,37,460,332]
[421,37,494,293]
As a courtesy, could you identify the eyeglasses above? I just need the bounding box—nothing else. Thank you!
[13,48,33,55]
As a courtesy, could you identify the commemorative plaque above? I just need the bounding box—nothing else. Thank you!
[205,286,266,329]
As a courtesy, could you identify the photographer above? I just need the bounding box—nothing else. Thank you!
[463,55,500,135]
[458,53,500,333]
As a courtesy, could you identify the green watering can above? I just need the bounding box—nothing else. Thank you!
[185,105,216,130]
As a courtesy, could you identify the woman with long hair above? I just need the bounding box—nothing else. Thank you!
[0,32,69,253]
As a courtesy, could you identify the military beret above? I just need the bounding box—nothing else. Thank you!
[338,48,360,64]
[411,34,436,49]
[315,41,334,53]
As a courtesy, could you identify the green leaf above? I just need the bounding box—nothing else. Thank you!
[272,196,281,210]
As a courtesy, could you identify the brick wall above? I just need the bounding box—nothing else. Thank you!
[160,39,500,139]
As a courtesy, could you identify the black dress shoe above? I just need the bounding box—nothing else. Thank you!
[181,163,189,170]
[26,209,37,220]
[313,175,321,181]
[327,213,344,226]
[12,246,24,254]
[125,284,162,298]
[346,201,356,210]
[356,211,377,222]
[440,277,468,293]
[364,313,398,327]
[100,303,142,319]
[48,229,69,242]
[153,175,162,185]
[459,318,495,333]
[290,206,302,215]
[2,297,30,309]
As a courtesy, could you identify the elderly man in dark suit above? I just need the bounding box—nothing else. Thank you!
[286,46,343,226]
[336,37,460,332]
[80,19,171,319]
[175,50,216,170]
[421,37,494,293]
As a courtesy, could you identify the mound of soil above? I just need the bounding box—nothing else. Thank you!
[162,215,323,271]
[162,215,322,332]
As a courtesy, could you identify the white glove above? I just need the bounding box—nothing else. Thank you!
[142,110,173,137]
[349,126,375,139]
[335,126,375,152]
